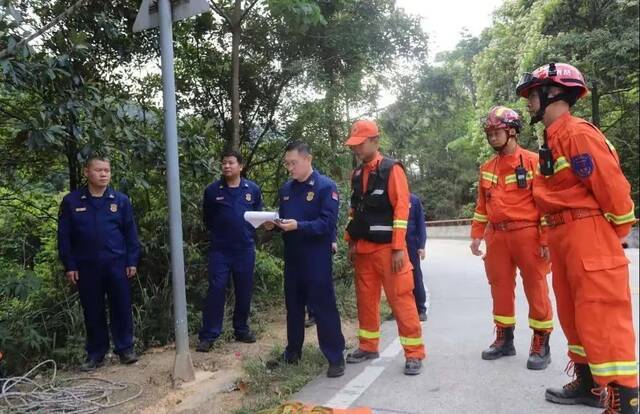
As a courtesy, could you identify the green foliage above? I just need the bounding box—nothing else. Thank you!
[0,0,637,378]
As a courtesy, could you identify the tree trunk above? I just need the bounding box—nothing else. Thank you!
[591,80,600,127]
[230,0,242,151]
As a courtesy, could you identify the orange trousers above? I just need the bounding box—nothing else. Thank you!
[548,214,638,387]
[354,246,425,359]
[483,226,554,331]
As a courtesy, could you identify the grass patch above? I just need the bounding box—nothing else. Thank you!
[234,345,326,413]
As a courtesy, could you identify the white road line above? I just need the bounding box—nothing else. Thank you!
[324,365,386,408]
[325,336,404,407]
[378,338,402,359]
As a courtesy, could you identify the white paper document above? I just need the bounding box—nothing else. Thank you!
[244,211,279,228]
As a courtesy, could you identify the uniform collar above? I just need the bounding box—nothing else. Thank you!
[545,111,572,138]
[219,177,248,189]
[80,186,114,199]
[299,169,317,186]
[497,144,523,161]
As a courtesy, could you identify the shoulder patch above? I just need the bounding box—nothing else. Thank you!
[571,153,594,178]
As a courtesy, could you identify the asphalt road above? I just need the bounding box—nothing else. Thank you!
[294,239,640,414]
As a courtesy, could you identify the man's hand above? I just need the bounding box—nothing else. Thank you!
[470,239,483,256]
[263,221,276,231]
[418,249,426,261]
[126,266,137,278]
[66,270,79,285]
[391,249,404,274]
[331,242,338,254]
[348,242,356,262]
[277,219,298,232]
[539,246,550,262]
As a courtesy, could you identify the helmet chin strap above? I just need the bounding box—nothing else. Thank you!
[491,136,512,154]
[530,86,578,125]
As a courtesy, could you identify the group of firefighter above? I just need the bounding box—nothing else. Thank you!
[55,61,638,413]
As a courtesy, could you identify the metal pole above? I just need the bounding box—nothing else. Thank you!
[157,0,195,383]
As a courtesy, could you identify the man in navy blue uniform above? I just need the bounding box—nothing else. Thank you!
[266,141,346,378]
[406,193,428,321]
[197,150,264,352]
[57,156,140,371]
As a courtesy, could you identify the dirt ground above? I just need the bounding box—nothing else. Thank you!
[77,314,358,414]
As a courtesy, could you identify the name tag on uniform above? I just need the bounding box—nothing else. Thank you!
[110,203,118,212]
[216,196,224,201]
[75,207,87,212]
[283,196,290,201]
[372,189,384,195]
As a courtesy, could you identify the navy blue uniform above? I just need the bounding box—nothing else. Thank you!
[406,193,427,314]
[278,170,345,364]
[199,178,263,341]
[57,187,140,360]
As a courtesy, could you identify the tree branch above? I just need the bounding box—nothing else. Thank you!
[239,0,260,23]
[0,0,89,59]
[209,0,232,26]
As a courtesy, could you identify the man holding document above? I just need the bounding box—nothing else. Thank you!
[264,141,346,378]
[197,150,264,352]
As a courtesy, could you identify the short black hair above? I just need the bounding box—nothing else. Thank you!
[84,155,110,168]
[285,141,312,155]
[222,149,244,165]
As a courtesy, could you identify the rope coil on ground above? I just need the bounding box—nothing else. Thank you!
[0,359,142,413]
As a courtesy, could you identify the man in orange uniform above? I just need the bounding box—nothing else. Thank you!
[470,106,554,371]
[344,119,425,376]
[517,62,638,414]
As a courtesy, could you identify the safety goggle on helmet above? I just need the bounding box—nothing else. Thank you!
[482,106,523,133]
[516,62,589,100]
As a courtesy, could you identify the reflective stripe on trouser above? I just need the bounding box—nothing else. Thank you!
[354,246,425,359]
[483,226,553,330]
[549,214,638,387]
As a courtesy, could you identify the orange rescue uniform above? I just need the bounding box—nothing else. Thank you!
[346,152,425,360]
[533,112,637,388]
[471,145,554,331]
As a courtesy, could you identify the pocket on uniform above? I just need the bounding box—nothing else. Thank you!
[579,255,631,302]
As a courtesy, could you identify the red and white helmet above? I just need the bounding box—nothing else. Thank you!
[482,106,523,133]
[516,62,589,100]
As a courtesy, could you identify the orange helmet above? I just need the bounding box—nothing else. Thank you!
[482,106,522,133]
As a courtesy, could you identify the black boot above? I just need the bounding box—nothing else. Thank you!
[545,362,603,408]
[481,326,515,360]
[527,330,551,370]
[602,383,639,414]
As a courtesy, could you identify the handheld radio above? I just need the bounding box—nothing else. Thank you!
[539,131,554,176]
[515,155,528,188]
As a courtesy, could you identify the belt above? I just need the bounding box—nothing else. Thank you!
[544,208,602,228]
[490,220,538,232]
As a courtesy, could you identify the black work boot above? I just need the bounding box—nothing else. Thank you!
[346,349,379,364]
[80,357,104,372]
[545,362,603,408]
[119,349,139,365]
[234,330,257,343]
[481,326,515,360]
[265,352,301,370]
[327,357,346,378]
[196,339,215,352]
[602,383,640,414]
[527,330,551,370]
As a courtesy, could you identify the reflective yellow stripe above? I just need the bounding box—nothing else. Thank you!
[473,212,488,223]
[568,344,587,357]
[528,318,553,330]
[554,156,570,173]
[481,171,498,184]
[504,171,534,184]
[604,207,636,225]
[494,315,516,325]
[589,361,638,377]
[399,336,423,346]
[393,220,408,229]
[540,217,549,227]
[358,329,380,339]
